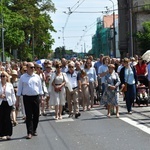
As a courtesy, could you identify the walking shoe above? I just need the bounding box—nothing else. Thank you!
[68,112,73,118]
[42,112,47,116]
[59,116,63,120]
[1,136,7,140]
[128,111,132,114]
[75,113,81,119]
[107,113,111,118]
[33,132,38,136]
[6,136,11,140]
[116,113,120,118]
[26,134,32,139]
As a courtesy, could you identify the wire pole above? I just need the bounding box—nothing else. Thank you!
[129,0,133,57]
[109,0,116,58]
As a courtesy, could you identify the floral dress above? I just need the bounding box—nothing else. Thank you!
[101,71,120,106]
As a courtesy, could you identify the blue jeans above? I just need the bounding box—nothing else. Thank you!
[125,84,136,112]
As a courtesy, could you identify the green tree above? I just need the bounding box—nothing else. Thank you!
[136,22,150,53]
[0,0,56,60]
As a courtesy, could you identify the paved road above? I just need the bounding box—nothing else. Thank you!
[0,97,150,150]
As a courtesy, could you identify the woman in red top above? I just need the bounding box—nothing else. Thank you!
[135,57,147,76]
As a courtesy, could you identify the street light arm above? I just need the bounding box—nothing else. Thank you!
[109,0,114,10]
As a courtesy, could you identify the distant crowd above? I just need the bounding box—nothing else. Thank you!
[0,53,149,140]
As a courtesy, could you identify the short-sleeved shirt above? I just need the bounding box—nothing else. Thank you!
[94,61,103,75]
[98,64,108,84]
[66,71,80,88]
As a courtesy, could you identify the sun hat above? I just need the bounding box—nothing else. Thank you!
[11,70,18,76]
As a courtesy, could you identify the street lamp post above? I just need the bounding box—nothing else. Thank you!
[109,0,116,58]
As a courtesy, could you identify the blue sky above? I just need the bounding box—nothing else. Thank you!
[51,0,118,53]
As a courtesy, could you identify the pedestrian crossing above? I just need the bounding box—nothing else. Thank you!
[18,106,150,135]
[87,108,150,135]
[53,109,150,134]
[53,114,74,122]
[120,117,150,135]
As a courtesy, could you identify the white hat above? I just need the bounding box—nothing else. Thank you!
[11,70,18,75]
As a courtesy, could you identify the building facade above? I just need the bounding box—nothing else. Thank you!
[92,14,119,58]
[118,0,150,57]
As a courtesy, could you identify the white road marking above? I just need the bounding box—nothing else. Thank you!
[88,110,107,117]
[89,109,150,135]
[120,117,150,135]
[54,114,74,122]
[53,108,150,135]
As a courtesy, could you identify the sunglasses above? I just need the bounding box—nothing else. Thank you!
[1,75,6,78]
[37,67,42,70]
[69,66,74,68]
[56,66,62,68]
[30,67,35,69]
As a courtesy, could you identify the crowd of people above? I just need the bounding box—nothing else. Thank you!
[0,53,149,140]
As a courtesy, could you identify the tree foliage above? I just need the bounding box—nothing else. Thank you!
[136,22,150,53]
[0,0,56,60]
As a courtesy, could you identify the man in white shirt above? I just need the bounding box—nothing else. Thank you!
[66,62,81,118]
[16,62,43,139]
[61,58,68,73]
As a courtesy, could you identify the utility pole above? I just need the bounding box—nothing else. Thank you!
[129,0,133,57]
[109,0,116,58]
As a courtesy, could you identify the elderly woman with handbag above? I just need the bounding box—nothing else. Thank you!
[101,64,120,118]
[120,58,138,114]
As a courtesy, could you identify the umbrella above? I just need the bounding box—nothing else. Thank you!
[36,59,46,64]
[35,59,47,68]
[142,50,150,62]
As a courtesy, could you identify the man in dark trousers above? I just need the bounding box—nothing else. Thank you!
[16,62,43,139]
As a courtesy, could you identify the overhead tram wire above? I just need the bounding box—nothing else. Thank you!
[70,0,80,10]
[64,34,93,38]
[64,3,150,14]
[62,0,86,47]
[74,20,97,51]
[70,3,150,14]
[73,3,150,52]
[71,0,86,13]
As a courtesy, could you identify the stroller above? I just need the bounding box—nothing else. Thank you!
[136,75,149,106]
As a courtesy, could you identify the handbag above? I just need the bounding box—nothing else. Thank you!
[120,82,127,92]
[54,87,61,92]
[53,73,65,92]
[120,68,130,92]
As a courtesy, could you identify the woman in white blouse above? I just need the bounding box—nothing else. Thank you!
[49,62,70,120]
[0,71,16,140]
[84,58,97,108]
